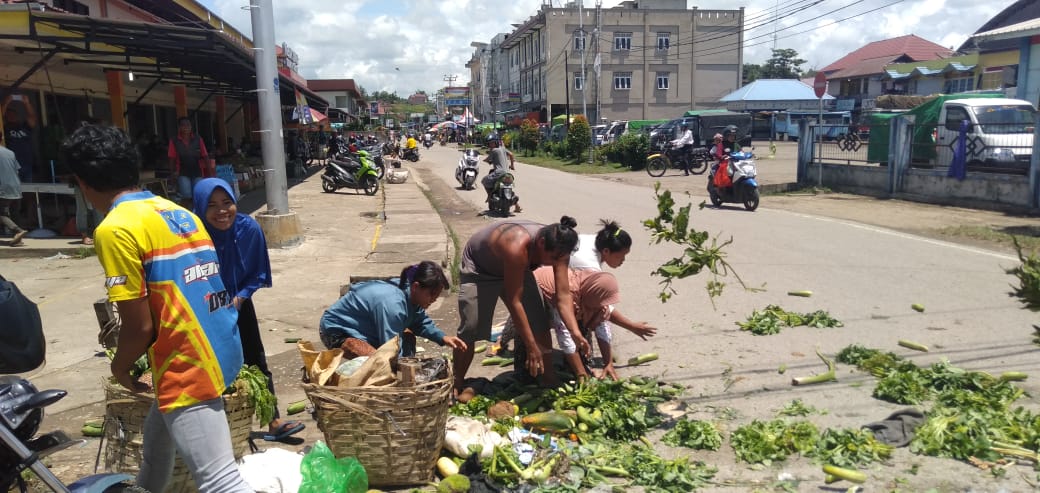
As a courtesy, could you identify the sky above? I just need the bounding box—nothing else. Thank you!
[200,0,1009,97]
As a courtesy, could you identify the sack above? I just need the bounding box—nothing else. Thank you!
[0,275,45,374]
[298,441,368,493]
[713,165,733,189]
[337,336,399,387]
[298,341,344,386]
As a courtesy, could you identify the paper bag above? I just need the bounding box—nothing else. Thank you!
[298,341,343,386]
[338,336,399,387]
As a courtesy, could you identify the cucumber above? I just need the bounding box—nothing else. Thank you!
[999,371,1028,382]
[627,353,659,366]
[286,400,308,415]
[83,419,104,428]
[436,456,459,477]
[81,425,103,437]
[473,343,488,354]
[898,340,929,352]
[911,303,925,313]
[822,464,866,484]
[787,290,813,297]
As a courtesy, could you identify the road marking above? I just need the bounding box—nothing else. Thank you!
[371,224,382,251]
[771,209,1018,262]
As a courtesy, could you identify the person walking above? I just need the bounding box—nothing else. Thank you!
[0,140,27,247]
[63,124,251,493]
[192,178,305,443]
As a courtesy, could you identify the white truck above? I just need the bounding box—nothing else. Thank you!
[934,98,1036,172]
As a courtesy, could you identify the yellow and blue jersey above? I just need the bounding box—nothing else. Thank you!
[96,191,243,413]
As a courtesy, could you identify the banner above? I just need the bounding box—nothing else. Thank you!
[295,88,312,124]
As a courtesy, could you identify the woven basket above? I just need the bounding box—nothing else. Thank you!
[302,358,452,487]
[102,379,254,493]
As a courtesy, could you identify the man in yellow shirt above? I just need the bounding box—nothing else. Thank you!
[405,133,418,150]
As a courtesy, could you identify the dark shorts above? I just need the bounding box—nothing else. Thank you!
[456,269,550,345]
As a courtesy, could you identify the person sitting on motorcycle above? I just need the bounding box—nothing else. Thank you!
[723,126,742,153]
[711,133,726,162]
[482,136,522,213]
[405,133,418,151]
[670,123,695,175]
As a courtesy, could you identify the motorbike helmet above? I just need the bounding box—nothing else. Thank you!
[724,125,738,136]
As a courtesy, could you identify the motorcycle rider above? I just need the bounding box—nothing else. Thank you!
[710,133,725,162]
[670,123,695,175]
[723,125,742,153]
[482,135,521,214]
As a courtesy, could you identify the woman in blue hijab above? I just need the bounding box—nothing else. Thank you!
[192,178,304,442]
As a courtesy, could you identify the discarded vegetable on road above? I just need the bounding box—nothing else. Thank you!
[791,350,837,386]
[627,353,659,366]
[897,339,929,352]
[788,290,813,297]
[662,418,722,450]
[286,400,308,415]
[822,464,867,484]
[911,303,925,312]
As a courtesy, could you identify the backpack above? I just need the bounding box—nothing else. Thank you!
[0,275,45,374]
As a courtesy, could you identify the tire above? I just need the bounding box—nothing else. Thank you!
[374,164,386,180]
[743,188,760,211]
[689,157,709,175]
[707,181,723,207]
[646,157,667,177]
[321,179,336,193]
[362,175,379,196]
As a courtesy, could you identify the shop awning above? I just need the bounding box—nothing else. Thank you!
[0,9,327,109]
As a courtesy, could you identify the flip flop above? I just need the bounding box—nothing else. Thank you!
[263,421,305,442]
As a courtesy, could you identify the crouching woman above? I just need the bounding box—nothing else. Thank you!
[319,261,467,357]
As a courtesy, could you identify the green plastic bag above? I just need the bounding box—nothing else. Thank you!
[298,441,368,493]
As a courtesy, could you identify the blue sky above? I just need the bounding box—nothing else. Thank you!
[197,0,1006,96]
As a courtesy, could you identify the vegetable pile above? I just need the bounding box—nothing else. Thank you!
[737,305,843,335]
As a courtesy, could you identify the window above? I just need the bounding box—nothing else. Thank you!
[574,72,584,91]
[657,33,670,51]
[656,73,669,90]
[335,96,348,107]
[614,32,632,51]
[944,76,973,94]
[613,72,632,90]
[53,0,89,15]
[574,34,585,51]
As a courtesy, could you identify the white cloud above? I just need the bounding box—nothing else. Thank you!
[202,0,1012,96]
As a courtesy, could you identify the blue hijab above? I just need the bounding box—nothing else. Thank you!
[192,178,272,299]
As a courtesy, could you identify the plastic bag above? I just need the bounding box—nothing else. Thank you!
[335,356,369,377]
[298,441,368,493]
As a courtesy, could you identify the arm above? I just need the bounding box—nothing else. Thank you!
[608,309,657,340]
[112,298,155,392]
[507,150,515,170]
[95,224,153,392]
[167,140,179,174]
[411,308,467,351]
[498,235,546,374]
[233,218,272,302]
[551,259,590,357]
[22,96,37,128]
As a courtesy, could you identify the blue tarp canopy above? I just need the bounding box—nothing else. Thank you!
[720,79,834,111]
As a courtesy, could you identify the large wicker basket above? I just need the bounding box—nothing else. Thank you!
[302,358,452,487]
[102,379,254,493]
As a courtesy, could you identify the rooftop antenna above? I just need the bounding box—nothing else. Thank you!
[772,0,779,50]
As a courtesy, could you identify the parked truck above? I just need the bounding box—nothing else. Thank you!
[865,93,1036,172]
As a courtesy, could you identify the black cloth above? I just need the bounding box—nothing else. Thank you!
[4,123,34,182]
[172,135,204,178]
[238,298,279,421]
[863,408,925,447]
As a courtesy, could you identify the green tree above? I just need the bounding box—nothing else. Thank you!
[566,115,591,159]
[760,48,806,79]
[518,118,541,155]
[742,63,763,85]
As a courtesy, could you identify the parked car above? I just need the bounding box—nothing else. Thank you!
[593,125,608,146]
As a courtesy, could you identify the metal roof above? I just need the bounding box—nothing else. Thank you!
[720,79,834,102]
[820,34,954,74]
[973,17,1040,41]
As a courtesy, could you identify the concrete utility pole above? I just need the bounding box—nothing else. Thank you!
[579,1,592,163]
[250,0,301,247]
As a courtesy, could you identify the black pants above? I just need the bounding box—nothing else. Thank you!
[678,145,693,173]
[238,298,279,422]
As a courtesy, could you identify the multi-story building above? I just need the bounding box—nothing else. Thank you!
[308,79,367,124]
[469,0,743,125]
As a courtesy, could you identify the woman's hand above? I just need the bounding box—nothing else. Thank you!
[113,369,152,393]
[233,296,244,309]
[597,363,619,381]
[627,322,657,341]
[571,332,591,359]
[525,341,546,376]
[442,336,468,352]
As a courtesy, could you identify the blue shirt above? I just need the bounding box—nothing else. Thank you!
[319,279,445,349]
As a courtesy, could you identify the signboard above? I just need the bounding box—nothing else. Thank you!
[861,98,876,111]
[370,102,379,116]
[385,119,395,128]
[280,43,299,73]
[445,99,471,106]
[813,73,828,99]
[445,87,469,97]
[410,112,424,118]
[835,98,856,111]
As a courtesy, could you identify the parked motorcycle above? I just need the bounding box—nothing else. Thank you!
[486,173,518,217]
[359,144,386,180]
[707,150,759,211]
[321,151,380,195]
[645,142,710,177]
[401,147,420,162]
[455,149,480,190]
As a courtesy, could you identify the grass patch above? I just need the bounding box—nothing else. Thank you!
[74,246,97,259]
[764,185,834,196]
[938,226,1040,252]
[447,225,461,293]
[516,153,628,175]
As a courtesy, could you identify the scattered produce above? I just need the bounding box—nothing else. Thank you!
[486,400,516,420]
[897,339,929,352]
[1006,237,1040,311]
[822,464,867,484]
[738,305,843,335]
[449,395,495,418]
[236,365,277,425]
[776,399,820,417]
[434,473,470,493]
[999,371,1028,382]
[911,303,925,312]
[473,342,488,354]
[627,353,659,366]
[810,428,892,466]
[286,400,308,415]
[662,418,723,450]
[481,356,513,366]
[81,423,103,437]
[788,290,813,297]
[436,456,460,478]
[791,350,837,386]
[520,411,575,433]
[730,419,820,464]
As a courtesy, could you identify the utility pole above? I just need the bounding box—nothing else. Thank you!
[443,74,458,121]
[579,1,591,163]
[595,0,602,127]
[249,0,301,247]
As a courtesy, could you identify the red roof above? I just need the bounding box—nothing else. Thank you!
[821,34,954,74]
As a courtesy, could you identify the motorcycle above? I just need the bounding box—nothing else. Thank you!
[359,144,386,180]
[645,142,710,177]
[486,173,518,217]
[401,147,420,162]
[321,150,380,196]
[423,137,434,149]
[707,150,759,211]
[455,149,480,190]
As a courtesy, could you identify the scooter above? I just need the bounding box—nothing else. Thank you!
[321,150,380,196]
[486,172,518,217]
[423,137,434,150]
[455,150,480,190]
[707,150,759,211]
[401,147,420,162]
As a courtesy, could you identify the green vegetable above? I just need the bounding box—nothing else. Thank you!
[81,424,103,437]
[1007,237,1040,311]
[822,464,867,484]
[449,395,495,418]
[236,365,277,425]
[898,339,929,352]
[731,419,820,464]
[911,303,925,312]
[286,400,307,415]
[627,353,658,365]
[791,350,837,386]
[777,363,787,374]
[473,342,488,354]
[481,356,513,366]
[435,473,470,493]
[999,371,1027,382]
[661,418,723,450]
[788,290,813,297]
[738,305,842,335]
[283,337,301,343]
[776,399,819,417]
[809,428,892,466]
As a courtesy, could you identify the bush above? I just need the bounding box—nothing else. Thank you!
[517,119,541,155]
[566,116,591,159]
[603,133,649,169]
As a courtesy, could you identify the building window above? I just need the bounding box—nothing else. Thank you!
[574,72,584,91]
[53,0,89,15]
[613,72,632,90]
[944,76,973,94]
[614,32,632,51]
[574,34,585,51]
[656,73,669,90]
[657,33,670,51]
[335,96,348,107]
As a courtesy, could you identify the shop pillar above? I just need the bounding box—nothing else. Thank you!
[174,86,187,118]
[106,71,126,129]
[215,95,227,154]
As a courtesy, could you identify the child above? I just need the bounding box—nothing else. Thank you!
[192,178,304,443]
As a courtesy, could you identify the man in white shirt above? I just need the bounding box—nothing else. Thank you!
[670,123,695,175]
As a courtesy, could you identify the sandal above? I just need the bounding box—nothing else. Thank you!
[263,421,305,442]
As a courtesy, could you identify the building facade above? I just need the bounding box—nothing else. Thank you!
[469,0,743,125]
[308,79,367,122]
